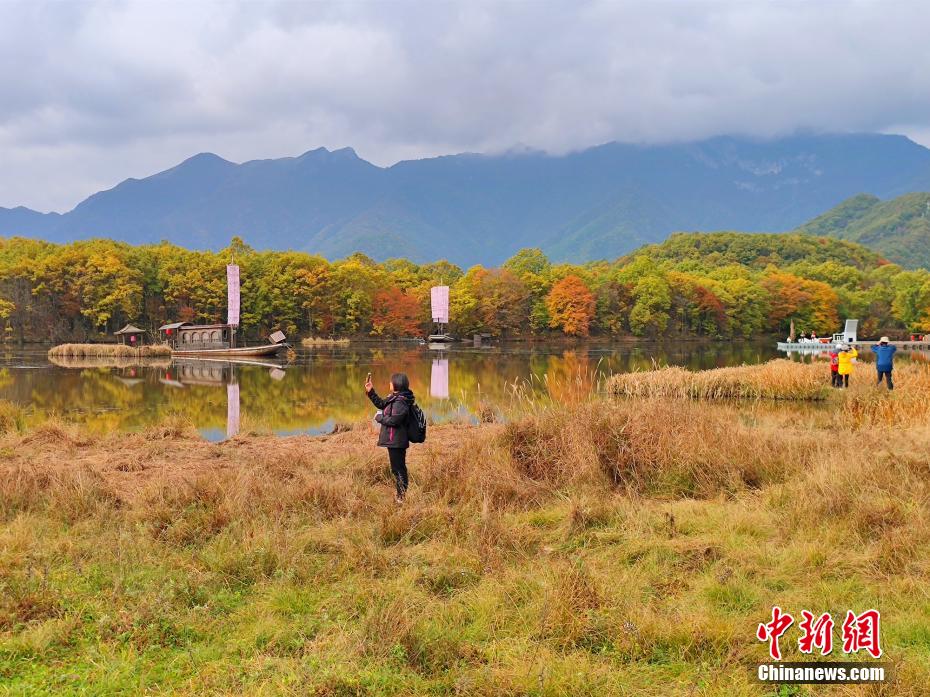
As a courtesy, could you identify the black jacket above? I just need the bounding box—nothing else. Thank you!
[367,388,414,448]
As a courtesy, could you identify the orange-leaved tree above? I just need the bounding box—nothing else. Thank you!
[546,274,596,336]
[762,269,839,335]
[372,287,423,337]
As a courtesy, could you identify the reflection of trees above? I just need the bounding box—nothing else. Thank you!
[48,355,171,370]
[0,343,790,434]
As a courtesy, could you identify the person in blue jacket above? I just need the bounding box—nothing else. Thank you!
[871,337,897,390]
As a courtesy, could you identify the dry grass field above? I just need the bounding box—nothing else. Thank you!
[1,360,929,695]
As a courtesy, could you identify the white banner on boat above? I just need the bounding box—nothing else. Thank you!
[227,264,240,327]
[431,285,449,324]
[430,358,449,399]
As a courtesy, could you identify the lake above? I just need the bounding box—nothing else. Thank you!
[1,342,786,440]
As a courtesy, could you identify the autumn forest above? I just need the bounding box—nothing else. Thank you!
[1,231,929,344]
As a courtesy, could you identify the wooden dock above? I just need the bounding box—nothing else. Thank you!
[777,340,930,352]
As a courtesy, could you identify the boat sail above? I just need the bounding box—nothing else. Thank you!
[159,263,289,357]
[428,285,455,343]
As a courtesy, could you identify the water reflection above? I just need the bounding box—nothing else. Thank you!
[227,382,240,439]
[430,355,449,400]
[1,342,786,439]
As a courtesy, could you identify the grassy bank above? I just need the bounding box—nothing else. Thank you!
[1,369,929,694]
[48,343,172,358]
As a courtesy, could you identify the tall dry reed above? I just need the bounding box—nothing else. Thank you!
[48,343,171,358]
[609,359,830,401]
[840,362,930,428]
[500,398,815,497]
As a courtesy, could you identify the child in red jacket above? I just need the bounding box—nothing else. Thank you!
[828,343,842,388]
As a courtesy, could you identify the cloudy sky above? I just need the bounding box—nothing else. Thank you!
[2,0,930,212]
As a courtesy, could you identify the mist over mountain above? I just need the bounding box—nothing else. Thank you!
[3,133,930,267]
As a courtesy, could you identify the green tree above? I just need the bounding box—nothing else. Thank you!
[629,275,672,336]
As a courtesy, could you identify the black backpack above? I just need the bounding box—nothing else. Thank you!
[407,403,427,443]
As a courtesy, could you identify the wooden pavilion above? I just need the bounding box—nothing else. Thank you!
[114,323,146,346]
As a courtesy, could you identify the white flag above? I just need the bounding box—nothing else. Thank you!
[431,285,449,323]
[227,264,240,327]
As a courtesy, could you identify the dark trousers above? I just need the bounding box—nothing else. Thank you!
[877,370,894,390]
[830,371,841,388]
[388,447,409,498]
[839,374,850,388]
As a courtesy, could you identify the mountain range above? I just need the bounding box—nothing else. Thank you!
[3,133,930,267]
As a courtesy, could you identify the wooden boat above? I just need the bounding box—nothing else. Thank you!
[158,266,291,358]
[170,342,288,358]
[159,322,289,357]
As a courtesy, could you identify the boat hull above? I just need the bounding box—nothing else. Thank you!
[171,343,288,358]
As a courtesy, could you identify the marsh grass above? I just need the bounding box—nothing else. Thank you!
[609,358,831,400]
[0,400,25,435]
[2,372,930,694]
[48,343,171,358]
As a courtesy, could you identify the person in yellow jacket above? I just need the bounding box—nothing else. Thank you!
[837,344,858,388]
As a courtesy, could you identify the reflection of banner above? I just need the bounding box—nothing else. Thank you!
[431,285,449,323]
[227,264,240,327]
[430,358,449,399]
[227,382,240,439]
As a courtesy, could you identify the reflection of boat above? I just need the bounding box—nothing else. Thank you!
[161,358,287,387]
[227,382,240,439]
[165,360,233,386]
[430,356,449,399]
[153,359,243,437]
[173,356,288,369]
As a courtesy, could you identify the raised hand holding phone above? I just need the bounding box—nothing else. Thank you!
[365,372,373,393]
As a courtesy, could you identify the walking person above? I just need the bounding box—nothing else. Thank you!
[871,337,897,390]
[366,371,415,503]
[837,343,858,388]
[829,343,842,388]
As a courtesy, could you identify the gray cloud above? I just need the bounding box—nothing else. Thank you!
[2,0,930,211]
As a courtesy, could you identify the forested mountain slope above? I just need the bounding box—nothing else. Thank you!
[796,192,930,269]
